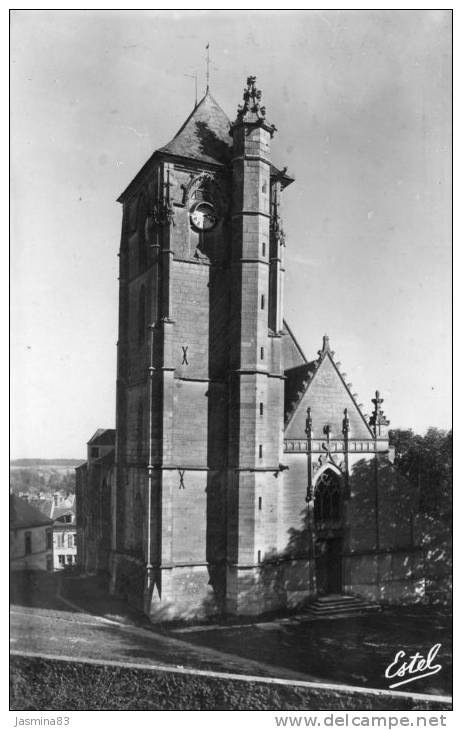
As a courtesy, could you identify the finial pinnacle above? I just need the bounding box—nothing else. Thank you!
[317,334,334,359]
[305,406,312,437]
[231,75,277,136]
[342,408,350,435]
[369,389,390,436]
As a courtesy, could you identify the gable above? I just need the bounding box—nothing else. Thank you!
[285,354,373,440]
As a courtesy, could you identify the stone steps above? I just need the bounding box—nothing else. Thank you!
[304,593,382,619]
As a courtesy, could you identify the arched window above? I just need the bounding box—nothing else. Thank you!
[314,470,342,524]
[138,285,146,346]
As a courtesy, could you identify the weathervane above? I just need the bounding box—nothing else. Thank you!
[206,42,210,92]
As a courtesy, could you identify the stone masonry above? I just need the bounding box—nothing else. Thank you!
[80,77,428,621]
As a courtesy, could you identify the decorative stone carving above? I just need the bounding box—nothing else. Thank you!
[317,334,334,360]
[369,390,390,436]
[150,166,175,226]
[342,408,350,435]
[232,76,277,136]
[305,407,312,437]
[151,201,175,227]
[181,171,228,224]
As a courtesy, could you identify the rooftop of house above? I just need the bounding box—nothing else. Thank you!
[51,503,75,522]
[28,498,53,519]
[10,494,53,530]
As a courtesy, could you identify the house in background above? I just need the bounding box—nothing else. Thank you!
[10,494,53,572]
[75,429,115,575]
[50,493,77,570]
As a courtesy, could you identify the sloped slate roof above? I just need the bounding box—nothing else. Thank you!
[10,495,53,529]
[51,502,75,521]
[118,89,293,202]
[29,498,53,519]
[284,362,318,426]
[157,91,232,166]
[87,429,116,446]
[282,320,308,371]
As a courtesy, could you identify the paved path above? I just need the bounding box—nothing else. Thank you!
[10,604,313,682]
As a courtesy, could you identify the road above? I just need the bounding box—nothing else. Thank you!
[10,602,312,682]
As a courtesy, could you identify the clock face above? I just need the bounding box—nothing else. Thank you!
[190,201,218,231]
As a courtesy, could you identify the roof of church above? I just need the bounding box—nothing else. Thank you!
[10,495,53,529]
[118,85,294,203]
[157,91,232,166]
[87,428,116,446]
[282,320,308,370]
[284,361,318,426]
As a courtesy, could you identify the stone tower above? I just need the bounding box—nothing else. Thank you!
[95,76,426,619]
[112,78,293,619]
[226,77,286,613]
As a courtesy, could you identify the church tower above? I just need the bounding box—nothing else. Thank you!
[226,77,287,613]
[94,73,429,620]
[112,78,293,619]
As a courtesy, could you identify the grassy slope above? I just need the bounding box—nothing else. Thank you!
[10,657,450,712]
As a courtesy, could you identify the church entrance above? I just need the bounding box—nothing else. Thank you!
[314,469,344,595]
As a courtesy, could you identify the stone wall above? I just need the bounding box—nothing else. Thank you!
[10,525,53,572]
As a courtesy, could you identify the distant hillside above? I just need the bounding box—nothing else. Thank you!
[10,459,83,467]
[9,460,83,496]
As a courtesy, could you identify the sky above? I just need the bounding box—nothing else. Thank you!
[10,9,452,459]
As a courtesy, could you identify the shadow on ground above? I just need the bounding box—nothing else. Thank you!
[166,607,452,696]
[10,571,71,612]
[10,570,150,626]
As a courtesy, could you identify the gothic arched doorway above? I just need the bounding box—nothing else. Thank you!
[314,468,344,595]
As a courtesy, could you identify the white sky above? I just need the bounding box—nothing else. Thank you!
[10,9,452,459]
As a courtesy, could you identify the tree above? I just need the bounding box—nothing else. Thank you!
[389,427,452,518]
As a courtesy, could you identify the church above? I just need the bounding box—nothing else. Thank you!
[76,77,425,621]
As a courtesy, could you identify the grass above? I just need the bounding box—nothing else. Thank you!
[10,656,451,711]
